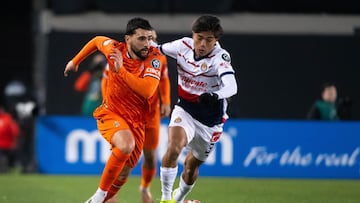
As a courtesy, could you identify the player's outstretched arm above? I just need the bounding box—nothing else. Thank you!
[64,36,112,77]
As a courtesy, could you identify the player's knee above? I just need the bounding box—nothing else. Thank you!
[143,153,156,166]
[167,144,183,157]
[118,141,135,154]
[112,130,135,154]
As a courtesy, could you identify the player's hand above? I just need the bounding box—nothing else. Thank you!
[109,48,123,72]
[160,104,171,118]
[64,60,79,77]
[198,92,219,107]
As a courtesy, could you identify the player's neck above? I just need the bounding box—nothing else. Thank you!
[127,51,140,60]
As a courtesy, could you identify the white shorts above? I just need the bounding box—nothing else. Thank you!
[169,105,224,161]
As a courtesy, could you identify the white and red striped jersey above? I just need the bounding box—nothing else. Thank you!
[159,37,237,127]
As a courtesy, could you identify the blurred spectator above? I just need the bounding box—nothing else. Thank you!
[3,79,39,173]
[306,82,338,120]
[337,95,353,120]
[74,54,106,116]
[0,105,20,173]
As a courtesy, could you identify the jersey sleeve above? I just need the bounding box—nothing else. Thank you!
[159,38,184,59]
[71,36,117,67]
[118,67,160,99]
[117,53,162,99]
[213,50,238,99]
[215,50,235,77]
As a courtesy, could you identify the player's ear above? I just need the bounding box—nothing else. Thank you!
[124,35,130,43]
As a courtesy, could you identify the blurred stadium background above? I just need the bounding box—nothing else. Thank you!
[1,0,360,202]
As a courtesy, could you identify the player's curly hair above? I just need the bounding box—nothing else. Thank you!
[125,17,153,36]
[192,15,223,39]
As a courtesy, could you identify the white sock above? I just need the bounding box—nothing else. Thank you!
[160,166,178,200]
[174,174,195,202]
[93,188,107,202]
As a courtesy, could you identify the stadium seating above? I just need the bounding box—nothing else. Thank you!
[94,0,167,13]
[47,0,360,15]
[48,0,90,14]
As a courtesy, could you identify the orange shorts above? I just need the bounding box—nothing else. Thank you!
[143,102,161,150]
[95,108,145,168]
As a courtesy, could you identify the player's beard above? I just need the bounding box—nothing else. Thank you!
[131,45,149,60]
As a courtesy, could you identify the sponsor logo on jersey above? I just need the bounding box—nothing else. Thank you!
[145,67,161,76]
[180,75,207,88]
[151,59,161,69]
[221,53,231,62]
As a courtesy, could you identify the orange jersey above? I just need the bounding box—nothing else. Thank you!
[101,50,171,123]
[98,47,170,151]
[71,36,163,127]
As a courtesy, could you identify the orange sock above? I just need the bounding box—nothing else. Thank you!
[141,165,156,188]
[103,178,128,202]
[99,148,130,191]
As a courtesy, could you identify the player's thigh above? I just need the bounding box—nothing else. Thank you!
[96,112,131,145]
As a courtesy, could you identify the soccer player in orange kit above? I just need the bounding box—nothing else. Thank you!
[63,17,163,203]
[104,30,171,203]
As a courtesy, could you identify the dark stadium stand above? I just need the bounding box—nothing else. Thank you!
[47,0,360,15]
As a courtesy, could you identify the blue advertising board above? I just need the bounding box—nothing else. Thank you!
[36,116,360,179]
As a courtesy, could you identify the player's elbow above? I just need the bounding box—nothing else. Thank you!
[136,83,156,99]
[142,87,157,99]
[231,83,238,96]
[224,82,237,98]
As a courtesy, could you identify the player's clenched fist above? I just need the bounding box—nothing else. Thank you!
[198,92,219,107]
[109,48,123,72]
[64,60,79,77]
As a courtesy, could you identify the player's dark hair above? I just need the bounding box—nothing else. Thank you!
[125,17,153,36]
[192,15,223,39]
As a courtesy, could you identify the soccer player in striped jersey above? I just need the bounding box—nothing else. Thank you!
[155,15,238,203]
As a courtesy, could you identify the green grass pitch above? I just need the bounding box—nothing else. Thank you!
[0,174,359,203]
